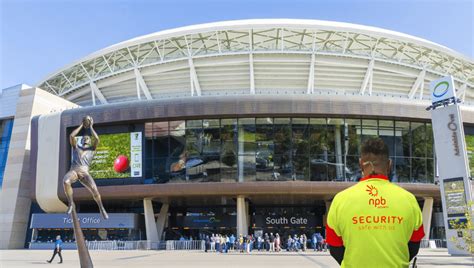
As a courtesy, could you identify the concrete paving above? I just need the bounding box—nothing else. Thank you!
[1,248,472,268]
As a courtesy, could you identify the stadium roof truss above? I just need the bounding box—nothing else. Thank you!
[37,20,474,106]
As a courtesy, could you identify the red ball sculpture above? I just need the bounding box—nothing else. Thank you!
[113,155,129,173]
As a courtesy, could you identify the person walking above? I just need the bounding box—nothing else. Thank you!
[312,233,318,251]
[286,235,292,251]
[269,233,275,252]
[229,234,236,251]
[326,138,424,267]
[316,232,323,251]
[225,235,230,253]
[216,234,221,253]
[205,235,210,252]
[302,234,308,251]
[239,234,244,253]
[264,233,270,251]
[210,234,216,252]
[46,235,63,264]
[275,233,281,252]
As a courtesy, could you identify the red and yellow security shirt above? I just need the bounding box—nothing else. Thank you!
[326,174,425,268]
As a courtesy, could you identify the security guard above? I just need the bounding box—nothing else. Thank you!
[326,138,424,267]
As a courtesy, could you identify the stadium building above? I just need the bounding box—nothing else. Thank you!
[1,19,473,249]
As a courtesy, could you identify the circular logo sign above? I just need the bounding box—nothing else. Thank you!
[433,81,450,98]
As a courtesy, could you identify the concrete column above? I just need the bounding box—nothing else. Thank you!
[236,196,248,236]
[143,199,159,242]
[335,124,343,179]
[156,203,169,241]
[422,197,434,240]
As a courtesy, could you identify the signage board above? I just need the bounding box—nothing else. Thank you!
[75,132,142,179]
[173,215,236,228]
[30,213,139,229]
[443,177,468,218]
[253,215,320,228]
[430,76,456,104]
[430,76,473,255]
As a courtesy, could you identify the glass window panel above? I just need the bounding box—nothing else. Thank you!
[186,120,202,129]
[327,118,344,156]
[239,154,256,181]
[169,120,185,148]
[412,157,427,183]
[238,118,256,155]
[144,123,153,138]
[309,118,327,155]
[292,118,309,155]
[169,120,185,133]
[344,155,361,182]
[186,128,202,157]
[274,118,291,155]
[220,150,237,182]
[144,156,153,179]
[256,150,274,181]
[379,120,395,156]
[153,136,169,157]
[426,158,434,183]
[201,155,221,182]
[221,119,237,142]
[274,154,292,180]
[395,121,410,157]
[153,122,169,134]
[292,154,309,181]
[186,154,207,182]
[292,118,309,125]
[255,118,274,181]
[411,122,426,158]
[394,157,410,183]
[154,157,170,183]
[362,119,378,142]
[0,119,13,188]
[203,120,220,156]
[426,123,434,158]
[203,119,220,128]
[345,119,361,156]
[310,154,328,181]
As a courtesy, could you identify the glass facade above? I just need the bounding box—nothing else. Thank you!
[144,117,435,184]
[0,118,14,188]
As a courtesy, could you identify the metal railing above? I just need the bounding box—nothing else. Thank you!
[81,240,205,251]
[420,239,447,248]
[85,240,159,250]
[165,240,205,251]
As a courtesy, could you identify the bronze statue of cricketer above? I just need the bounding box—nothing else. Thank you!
[63,116,108,220]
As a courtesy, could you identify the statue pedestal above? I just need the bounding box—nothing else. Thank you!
[71,207,93,268]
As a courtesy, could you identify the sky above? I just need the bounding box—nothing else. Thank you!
[0,0,473,89]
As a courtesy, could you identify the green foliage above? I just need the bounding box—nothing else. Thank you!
[465,135,474,177]
[89,133,130,179]
[448,201,474,254]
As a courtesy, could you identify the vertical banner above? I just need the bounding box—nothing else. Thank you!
[430,76,473,255]
[130,132,142,177]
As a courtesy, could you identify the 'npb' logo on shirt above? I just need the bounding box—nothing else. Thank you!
[366,185,388,208]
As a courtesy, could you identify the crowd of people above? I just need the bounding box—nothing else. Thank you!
[204,232,328,253]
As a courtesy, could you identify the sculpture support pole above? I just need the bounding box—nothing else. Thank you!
[71,206,93,268]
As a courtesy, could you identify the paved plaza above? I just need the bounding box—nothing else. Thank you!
[1,248,473,268]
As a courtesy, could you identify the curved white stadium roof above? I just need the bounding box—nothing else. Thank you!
[37,19,474,107]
